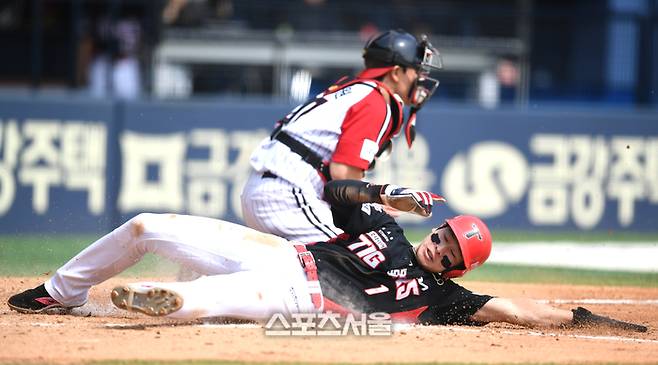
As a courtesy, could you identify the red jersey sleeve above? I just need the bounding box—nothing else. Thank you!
[331,89,390,170]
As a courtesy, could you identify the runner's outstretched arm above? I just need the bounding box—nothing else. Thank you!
[471,297,647,332]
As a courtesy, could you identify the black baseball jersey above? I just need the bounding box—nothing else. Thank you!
[306,180,492,325]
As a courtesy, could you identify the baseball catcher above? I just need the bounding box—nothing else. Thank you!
[8,180,647,332]
[242,29,443,244]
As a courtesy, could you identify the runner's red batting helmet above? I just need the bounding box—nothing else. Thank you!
[443,215,492,279]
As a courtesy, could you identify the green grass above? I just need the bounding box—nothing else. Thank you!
[402,228,658,287]
[0,234,179,277]
[1,234,657,287]
[492,229,658,242]
[459,263,658,287]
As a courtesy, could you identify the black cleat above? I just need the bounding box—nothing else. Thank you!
[7,284,71,314]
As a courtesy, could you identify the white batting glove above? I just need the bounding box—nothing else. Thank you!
[379,185,446,217]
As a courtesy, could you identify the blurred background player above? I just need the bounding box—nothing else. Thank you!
[241,29,442,242]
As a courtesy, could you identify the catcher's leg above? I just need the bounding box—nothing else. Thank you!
[241,171,343,242]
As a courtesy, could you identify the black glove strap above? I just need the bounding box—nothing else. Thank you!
[571,306,647,332]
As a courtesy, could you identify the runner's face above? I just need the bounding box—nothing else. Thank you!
[415,226,463,273]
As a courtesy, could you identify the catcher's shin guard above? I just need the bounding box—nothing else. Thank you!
[111,285,183,317]
[571,306,647,332]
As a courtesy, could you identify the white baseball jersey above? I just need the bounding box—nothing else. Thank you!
[242,75,404,242]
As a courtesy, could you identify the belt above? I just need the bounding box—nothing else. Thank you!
[293,244,324,311]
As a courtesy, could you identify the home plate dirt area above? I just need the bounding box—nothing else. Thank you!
[1,276,657,364]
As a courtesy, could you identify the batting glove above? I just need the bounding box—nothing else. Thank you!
[379,184,446,217]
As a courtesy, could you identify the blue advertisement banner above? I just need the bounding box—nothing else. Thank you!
[0,96,117,233]
[415,108,658,231]
[115,100,290,224]
[1,96,657,233]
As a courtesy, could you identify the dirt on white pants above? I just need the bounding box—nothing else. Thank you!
[46,213,315,320]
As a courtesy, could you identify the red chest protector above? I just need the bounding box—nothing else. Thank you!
[324,76,405,169]
[327,75,405,141]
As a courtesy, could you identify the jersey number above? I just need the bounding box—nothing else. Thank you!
[395,278,427,300]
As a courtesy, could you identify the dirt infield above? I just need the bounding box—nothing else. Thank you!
[1,276,657,364]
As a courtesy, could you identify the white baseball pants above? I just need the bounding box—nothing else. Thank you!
[241,170,343,242]
[45,213,315,320]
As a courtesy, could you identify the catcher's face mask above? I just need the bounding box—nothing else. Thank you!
[405,37,442,147]
[408,38,441,109]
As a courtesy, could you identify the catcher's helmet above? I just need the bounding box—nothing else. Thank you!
[442,215,492,279]
[361,29,442,147]
[362,29,442,75]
